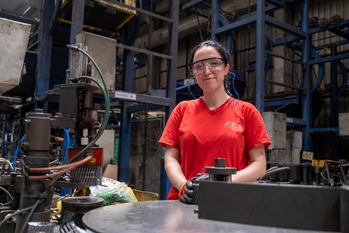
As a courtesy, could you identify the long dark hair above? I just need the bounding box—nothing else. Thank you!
[188,40,236,98]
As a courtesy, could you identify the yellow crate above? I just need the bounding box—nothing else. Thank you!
[133,190,159,202]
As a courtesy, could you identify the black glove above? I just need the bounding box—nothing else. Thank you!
[179,180,194,204]
[180,173,208,204]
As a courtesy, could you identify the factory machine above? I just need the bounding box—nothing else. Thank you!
[0,18,112,232]
[80,157,349,233]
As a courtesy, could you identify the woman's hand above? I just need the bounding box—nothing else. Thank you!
[231,144,267,182]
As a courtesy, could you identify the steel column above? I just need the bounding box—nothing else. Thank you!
[301,0,311,153]
[68,0,85,66]
[255,0,266,112]
[330,46,339,128]
[211,0,221,41]
[119,48,134,183]
[161,0,179,200]
[35,0,55,111]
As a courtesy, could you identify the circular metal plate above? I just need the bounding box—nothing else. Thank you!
[82,200,324,233]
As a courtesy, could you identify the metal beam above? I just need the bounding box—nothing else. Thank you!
[116,43,172,59]
[309,53,349,65]
[182,0,209,10]
[266,51,304,64]
[266,80,304,91]
[265,0,283,7]
[264,96,299,107]
[69,0,84,45]
[265,15,306,38]
[0,11,39,25]
[112,91,171,106]
[255,0,265,112]
[286,117,307,125]
[35,0,54,111]
[214,15,257,35]
[300,0,311,153]
[113,0,173,23]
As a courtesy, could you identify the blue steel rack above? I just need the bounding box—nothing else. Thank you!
[184,0,349,161]
[2,1,179,200]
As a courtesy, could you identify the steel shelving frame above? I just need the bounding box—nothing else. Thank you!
[182,0,349,157]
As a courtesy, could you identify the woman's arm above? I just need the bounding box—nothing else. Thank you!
[164,145,187,190]
[231,144,267,182]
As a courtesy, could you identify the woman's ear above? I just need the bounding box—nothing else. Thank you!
[225,64,230,75]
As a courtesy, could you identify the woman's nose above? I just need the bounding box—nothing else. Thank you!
[203,64,211,74]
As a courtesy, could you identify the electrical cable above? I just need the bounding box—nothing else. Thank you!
[187,77,197,99]
[227,71,240,108]
[13,134,26,172]
[0,200,43,227]
[19,198,42,233]
[258,167,291,181]
[0,186,13,203]
[62,128,70,165]
[47,58,109,189]
[15,47,110,229]
[29,156,92,180]
[64,46,110,166]
[0,158,14,172]
[29,155,92,172]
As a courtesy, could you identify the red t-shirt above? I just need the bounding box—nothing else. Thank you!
[158,98,271,200]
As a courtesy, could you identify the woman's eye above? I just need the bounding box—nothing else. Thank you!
[210,60,220,65]
[195,63,204,69]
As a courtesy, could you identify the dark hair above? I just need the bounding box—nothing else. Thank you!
[188,40,231,68]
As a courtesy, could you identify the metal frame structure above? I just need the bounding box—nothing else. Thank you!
[4,0,349,199]
[0,1,179,200]
[62,1,179,199]
[112,2,179,200]
[183,0,349,158]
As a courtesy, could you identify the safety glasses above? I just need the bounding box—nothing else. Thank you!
[191,57,225,74]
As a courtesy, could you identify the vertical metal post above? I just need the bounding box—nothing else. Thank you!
[301,0,311,152]
[161,0,179,200]
[69,0,85,66]
[119,48,134,183]
[255,0,265,112]
[1,118,6,157]
[35,0,54,111]
[70,0,84,45]
[330,45,339,127]
[211,0,221,41]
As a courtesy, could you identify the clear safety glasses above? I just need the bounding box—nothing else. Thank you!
[191,57,225,74]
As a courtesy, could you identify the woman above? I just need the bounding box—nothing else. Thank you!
[158,40,271,202]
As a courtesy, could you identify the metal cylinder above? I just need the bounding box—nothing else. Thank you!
[61,197,104,229]
[84,89,94,109]
[24,109,51,152]
[214,158,226,168]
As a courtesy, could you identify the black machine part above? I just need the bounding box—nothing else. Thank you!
[198,181,349,232]
[192,158,236,204]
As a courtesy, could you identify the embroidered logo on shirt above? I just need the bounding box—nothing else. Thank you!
[224,122,243,132]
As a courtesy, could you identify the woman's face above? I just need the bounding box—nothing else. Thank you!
[192,46,229,94]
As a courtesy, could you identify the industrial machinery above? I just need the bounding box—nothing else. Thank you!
[190,157,349,232]
[0,18,111,232]
[190,158,236,204]
[198,179,349,232]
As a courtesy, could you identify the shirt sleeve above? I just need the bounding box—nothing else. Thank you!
[158,102,185,150]
[243,103,271,152]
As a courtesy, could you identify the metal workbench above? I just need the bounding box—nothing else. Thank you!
[82,200,337,233]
